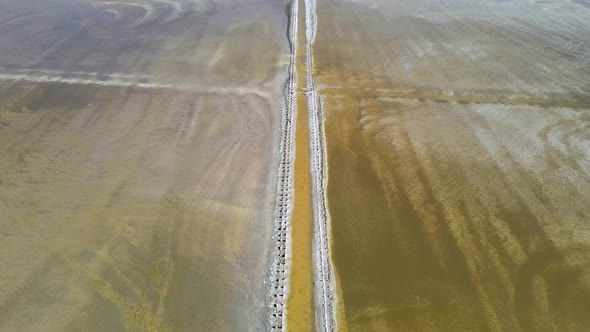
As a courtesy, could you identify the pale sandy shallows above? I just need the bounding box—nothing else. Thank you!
[0,0,289,330]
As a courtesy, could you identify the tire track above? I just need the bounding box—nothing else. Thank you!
[268,0,336,329]
[304,0,336,330]
[267,0,298,329]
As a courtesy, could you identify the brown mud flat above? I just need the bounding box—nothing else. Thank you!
[0,0,290,331]
[315,0,590,331]
[0,84,279,331]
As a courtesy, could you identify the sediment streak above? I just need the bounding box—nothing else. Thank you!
[0,68,270,97]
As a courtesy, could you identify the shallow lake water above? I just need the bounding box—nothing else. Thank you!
[315,0,590,330]
[0,0,288,330]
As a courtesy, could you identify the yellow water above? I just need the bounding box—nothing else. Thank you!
[285,96,315,331]
[285,0,316,330]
